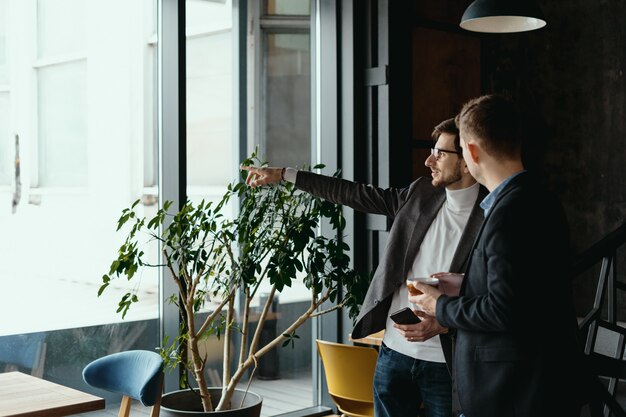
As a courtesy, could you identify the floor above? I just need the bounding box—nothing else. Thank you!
[75,375,316,417]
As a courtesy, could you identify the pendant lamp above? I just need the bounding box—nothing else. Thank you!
[460,0,547,33]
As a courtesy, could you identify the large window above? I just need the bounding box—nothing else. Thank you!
[0,0,323,414]
[0,0,159,403]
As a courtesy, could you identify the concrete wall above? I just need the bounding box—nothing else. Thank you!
[479,0,626,318]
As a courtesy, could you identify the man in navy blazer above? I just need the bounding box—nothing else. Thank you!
[411,94,589,417]
[242,118,487,417]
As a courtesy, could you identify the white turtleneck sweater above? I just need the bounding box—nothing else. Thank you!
[383,182,480,362]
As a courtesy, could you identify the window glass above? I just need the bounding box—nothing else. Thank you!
[185,0,235,205]
[265,0,310,16]
[263,32,311,168]
[186,32,232,189]
[250,8,315,415]
[0,1,159,409]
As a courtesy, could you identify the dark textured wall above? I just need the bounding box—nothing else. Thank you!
[480,0,626,317]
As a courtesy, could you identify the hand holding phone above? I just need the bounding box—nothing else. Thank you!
[390,307,421,325]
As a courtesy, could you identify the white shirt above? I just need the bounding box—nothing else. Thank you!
[384,182,480,362]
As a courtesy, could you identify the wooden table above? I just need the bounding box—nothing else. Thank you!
[349,329,384,347]
[0,371,105,417]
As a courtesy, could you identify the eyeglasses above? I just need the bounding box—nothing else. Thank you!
[430,147,461,160]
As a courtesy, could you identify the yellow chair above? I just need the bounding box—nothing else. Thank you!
[316,339,378,417]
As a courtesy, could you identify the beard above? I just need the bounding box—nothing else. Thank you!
[431,162,463,188]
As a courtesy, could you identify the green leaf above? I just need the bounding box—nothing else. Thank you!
[97,282,109,297]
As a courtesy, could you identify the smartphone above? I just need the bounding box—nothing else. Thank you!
[390,307,421,325]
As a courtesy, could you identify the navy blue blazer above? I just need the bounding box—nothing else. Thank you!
[436,171,588,417]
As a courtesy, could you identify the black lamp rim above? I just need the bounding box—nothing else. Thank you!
[461,0,545,21]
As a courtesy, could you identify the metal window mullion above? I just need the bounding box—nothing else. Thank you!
[157,0,186,393]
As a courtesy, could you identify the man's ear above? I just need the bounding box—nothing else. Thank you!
[465,142,480,165]
[460,159,471,175]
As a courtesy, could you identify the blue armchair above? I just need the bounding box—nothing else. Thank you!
[82,349,164,417]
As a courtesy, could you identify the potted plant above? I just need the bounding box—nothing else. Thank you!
[98,152,370,415]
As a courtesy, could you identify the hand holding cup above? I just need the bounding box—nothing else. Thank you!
[407,277,442,316]
[406,276,439,295]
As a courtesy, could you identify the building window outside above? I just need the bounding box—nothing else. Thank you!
[36,61,88,187]
[35,0,87,187]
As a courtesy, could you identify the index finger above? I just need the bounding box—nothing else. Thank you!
[240,165,256,172]
[240,166,259,185]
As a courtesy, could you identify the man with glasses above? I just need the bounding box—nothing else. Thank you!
[242,118,487,417]
[410,95,590,417]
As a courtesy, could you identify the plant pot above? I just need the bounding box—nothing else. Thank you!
[160,388,263,417]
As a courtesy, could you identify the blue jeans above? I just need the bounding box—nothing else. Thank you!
[373,343,452,417]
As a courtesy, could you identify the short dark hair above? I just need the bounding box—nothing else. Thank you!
[455,94,522,159]
[431,118,461,152]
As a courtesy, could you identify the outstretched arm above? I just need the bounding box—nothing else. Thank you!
[240,165,284,188]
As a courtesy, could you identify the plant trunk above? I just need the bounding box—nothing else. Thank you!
[186,296,214,412]
[190,337,214,411]
[216,304,314,410]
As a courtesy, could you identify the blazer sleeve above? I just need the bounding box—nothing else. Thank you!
[295,170,416,218]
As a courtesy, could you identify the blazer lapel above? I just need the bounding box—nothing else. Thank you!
[459,175,527,294]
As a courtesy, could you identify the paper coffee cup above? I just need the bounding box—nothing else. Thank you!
[406,277,439,295]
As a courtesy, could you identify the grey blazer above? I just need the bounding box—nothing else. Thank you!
[295,171,487,353]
